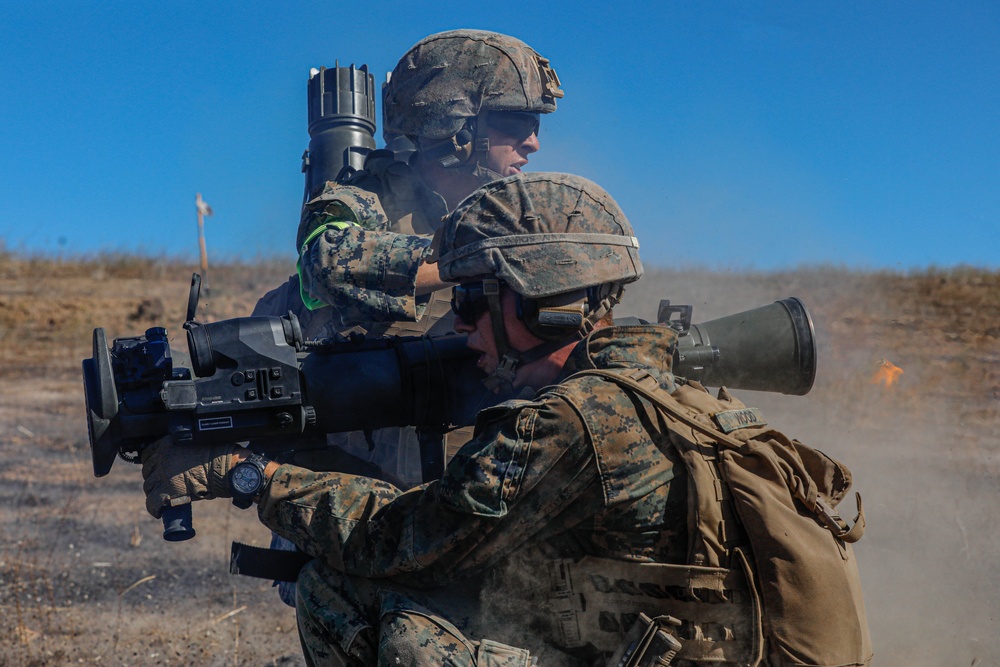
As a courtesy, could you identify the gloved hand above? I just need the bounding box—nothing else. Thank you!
[140,436,238,519]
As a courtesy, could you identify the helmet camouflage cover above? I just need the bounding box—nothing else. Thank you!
[384,29,563,141]
[437,173,643,298]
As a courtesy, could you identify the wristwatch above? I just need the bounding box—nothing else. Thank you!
[228,453,271,509]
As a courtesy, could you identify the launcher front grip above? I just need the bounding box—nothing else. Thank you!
[161,503,195,541]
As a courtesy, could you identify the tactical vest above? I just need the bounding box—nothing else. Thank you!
[542,369,872,667]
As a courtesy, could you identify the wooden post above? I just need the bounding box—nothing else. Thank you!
[195,193,213,288]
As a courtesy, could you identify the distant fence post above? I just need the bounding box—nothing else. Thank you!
[195,193,213,289]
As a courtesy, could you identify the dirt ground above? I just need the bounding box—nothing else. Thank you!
[1,254,997,666]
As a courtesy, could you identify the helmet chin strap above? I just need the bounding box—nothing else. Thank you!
[484,332,583,395]
[481,279,519,394]
[468,110,504,185]
[481,279,588,395]
[483,284,627,393]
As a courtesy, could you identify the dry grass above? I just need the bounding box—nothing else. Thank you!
[0,253,294,379]
[0,254,998,665]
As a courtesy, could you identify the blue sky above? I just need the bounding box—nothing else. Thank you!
[1,1,997,270]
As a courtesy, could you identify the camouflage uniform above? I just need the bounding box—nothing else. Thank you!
[255,150,453,335]
[292,28,562,326]
[257,324,687,666]
[288,157,451,329]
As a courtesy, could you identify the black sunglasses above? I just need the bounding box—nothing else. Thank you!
[451,281,501,323]
[487,111,541,141]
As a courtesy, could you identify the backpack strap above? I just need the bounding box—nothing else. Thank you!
[568,368,864,543]
[570,368,744,449]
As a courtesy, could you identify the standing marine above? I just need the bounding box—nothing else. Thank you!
[253,29,564,487]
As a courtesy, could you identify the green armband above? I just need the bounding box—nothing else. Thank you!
[296,220,357,311]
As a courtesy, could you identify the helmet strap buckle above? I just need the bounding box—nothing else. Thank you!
[483,350,519,394]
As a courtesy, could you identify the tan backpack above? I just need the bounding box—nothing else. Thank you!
[574,369,873,666]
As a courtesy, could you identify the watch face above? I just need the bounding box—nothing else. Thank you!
[231,463,263,496]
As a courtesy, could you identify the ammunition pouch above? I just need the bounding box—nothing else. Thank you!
[545,555,761,665]
[606,613,682,667]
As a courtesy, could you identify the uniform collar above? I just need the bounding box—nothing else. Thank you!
[559,324,678,382]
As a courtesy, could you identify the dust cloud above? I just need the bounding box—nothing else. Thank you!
[621,266,1000,665]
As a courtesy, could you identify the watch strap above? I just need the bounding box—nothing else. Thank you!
[229,453,271,508]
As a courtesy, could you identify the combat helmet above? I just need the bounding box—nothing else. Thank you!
[437,172,642,390]
[384,30,563,174]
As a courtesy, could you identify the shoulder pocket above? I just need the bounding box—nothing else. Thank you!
[436,403,539,518]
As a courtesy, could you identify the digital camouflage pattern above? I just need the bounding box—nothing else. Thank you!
[294,156,450,250]
[296,560,533,666]
[292,155,451,325]
[384,30,563,142]
[257,325,690,665]
[437,173,643,298]
[298,221,431,324]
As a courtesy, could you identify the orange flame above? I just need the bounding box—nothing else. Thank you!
[871,359,904,388]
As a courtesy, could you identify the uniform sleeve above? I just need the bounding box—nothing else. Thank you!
[256,394,605,585]
[299,226,431,323]
[296,205,434,323]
